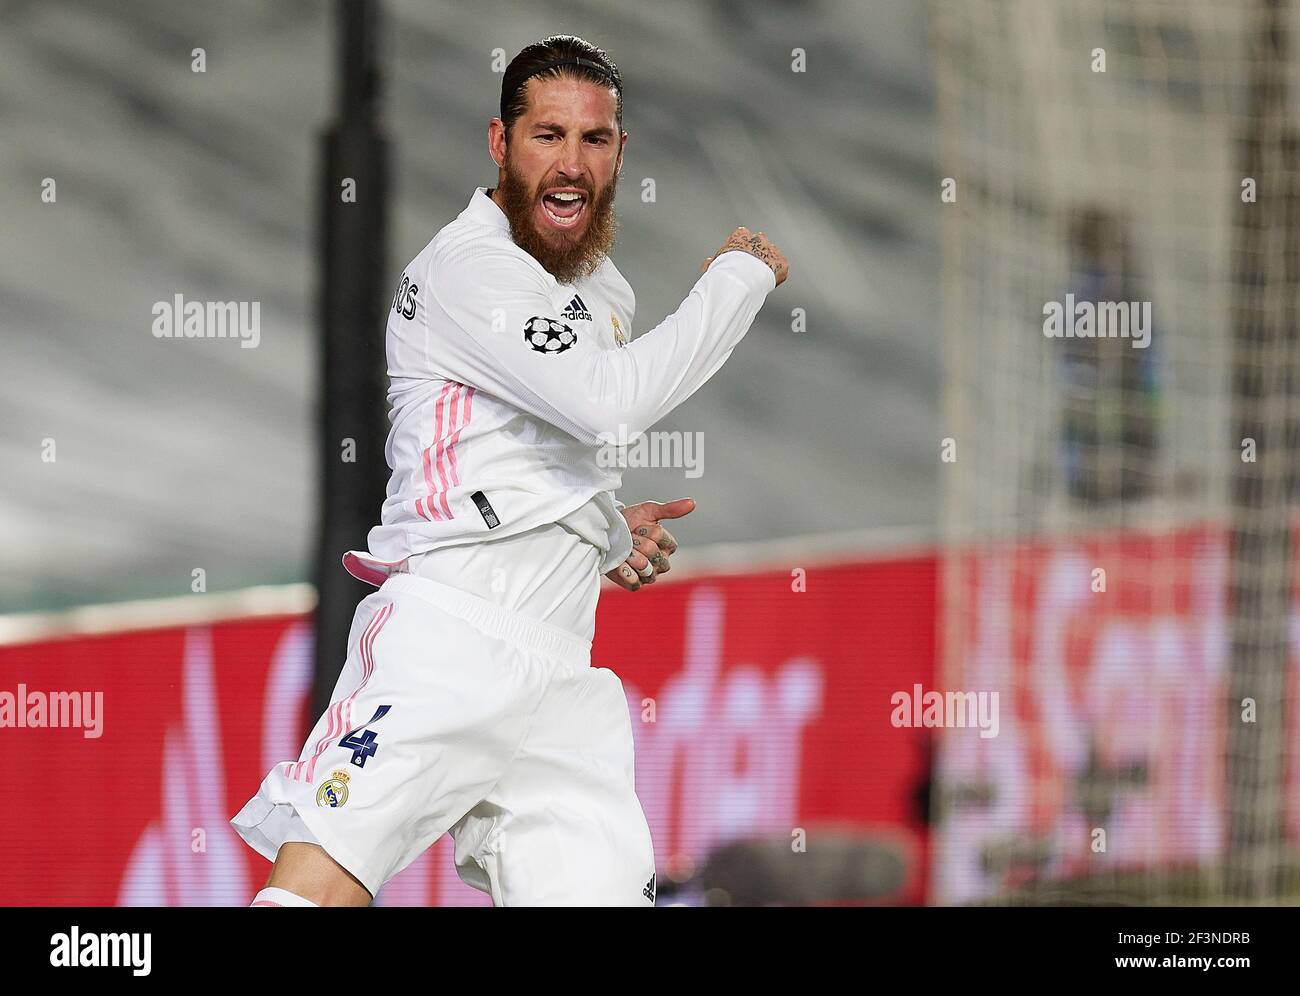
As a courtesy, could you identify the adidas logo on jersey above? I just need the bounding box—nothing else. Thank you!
[642,872,656,903]
[561,294,592,322]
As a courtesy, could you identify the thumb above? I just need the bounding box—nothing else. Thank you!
[647,497,697,521]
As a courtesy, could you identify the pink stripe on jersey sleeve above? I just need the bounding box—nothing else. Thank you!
[433,385,460,515]
[414,381,475,524]
[440,386,475,518]
[420,382,453,521]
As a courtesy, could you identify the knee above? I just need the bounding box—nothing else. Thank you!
[265,842,373,907]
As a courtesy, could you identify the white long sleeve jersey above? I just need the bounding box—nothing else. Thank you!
[343,186,776,586]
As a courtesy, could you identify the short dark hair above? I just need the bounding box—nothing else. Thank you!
[500,35,623,138]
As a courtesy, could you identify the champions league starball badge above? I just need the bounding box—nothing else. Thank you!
[524,316,578,354]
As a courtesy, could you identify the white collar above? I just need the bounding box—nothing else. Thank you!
[461,186,510,232]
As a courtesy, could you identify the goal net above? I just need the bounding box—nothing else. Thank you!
[932,0,1300,904]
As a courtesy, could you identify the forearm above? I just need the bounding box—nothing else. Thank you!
[606,251,774,437]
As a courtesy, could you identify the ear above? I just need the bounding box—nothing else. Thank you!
[488,118,507,169]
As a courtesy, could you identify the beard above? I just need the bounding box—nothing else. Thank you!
[496,157,619,285]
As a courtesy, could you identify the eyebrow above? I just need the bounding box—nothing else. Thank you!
[532,121,617,139]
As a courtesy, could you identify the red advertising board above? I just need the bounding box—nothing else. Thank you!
[0,555,936,906]
[934,525,1300,903]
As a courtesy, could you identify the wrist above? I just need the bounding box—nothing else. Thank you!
[706,249,777,290]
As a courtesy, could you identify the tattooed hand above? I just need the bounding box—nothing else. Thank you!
[604,498,695,592]
[700,227,789,286]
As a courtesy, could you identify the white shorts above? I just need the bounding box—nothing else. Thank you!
[231,573,656,906]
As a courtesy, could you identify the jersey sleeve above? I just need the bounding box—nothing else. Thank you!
[423,240,776,446]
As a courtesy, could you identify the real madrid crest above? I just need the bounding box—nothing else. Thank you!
[316,769,351,808]
[611,313,628,348]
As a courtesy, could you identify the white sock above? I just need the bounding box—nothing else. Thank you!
[250,886,318,907]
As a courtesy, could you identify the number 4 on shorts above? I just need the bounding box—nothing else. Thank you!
[337,704,392,768]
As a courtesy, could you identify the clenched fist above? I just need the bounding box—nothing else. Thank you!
[700,227,789,286]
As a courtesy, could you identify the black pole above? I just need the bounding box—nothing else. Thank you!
[312,0,390,721]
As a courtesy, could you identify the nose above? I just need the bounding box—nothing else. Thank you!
[555,137,589,186]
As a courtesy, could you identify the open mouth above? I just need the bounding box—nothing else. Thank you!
[540,189,588,229]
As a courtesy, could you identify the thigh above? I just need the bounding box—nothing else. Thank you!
[452,666,656,906]
[237,591,545,897]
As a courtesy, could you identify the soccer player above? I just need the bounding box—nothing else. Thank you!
[231,34,788,907]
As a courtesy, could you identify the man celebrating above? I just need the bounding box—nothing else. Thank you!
[232,33,788,907]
